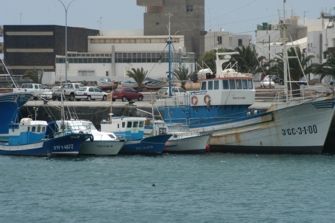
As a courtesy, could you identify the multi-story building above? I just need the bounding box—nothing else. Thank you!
[54,34,195,83]
[204,30,252,52]
[3,25,99,76]
[137,0,205,58]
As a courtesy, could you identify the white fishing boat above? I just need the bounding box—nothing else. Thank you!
[50,120,124,156]
[155,17,335,153]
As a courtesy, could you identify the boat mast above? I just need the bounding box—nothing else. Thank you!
[282,0,289,102]
[167,13,173,97]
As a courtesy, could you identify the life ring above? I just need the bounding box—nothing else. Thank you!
[191,95,198,106]
[204,95,211,106]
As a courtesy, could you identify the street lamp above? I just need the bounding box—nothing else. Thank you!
[56,0,76,83]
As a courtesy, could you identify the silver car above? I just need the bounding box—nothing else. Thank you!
[74,86,108,101]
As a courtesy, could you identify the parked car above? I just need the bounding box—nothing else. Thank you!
[74,86,108,101]
[13,83,53,100]
[52,82,83,101]
[112,87,143,101]
[260,76,275,88]
[97,77,117,91]
[156,86,186,98]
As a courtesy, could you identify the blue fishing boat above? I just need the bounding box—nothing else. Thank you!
[0,117,90,156]
[100,115,171,155]
[0,60,90,156]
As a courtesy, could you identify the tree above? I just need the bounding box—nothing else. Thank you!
[198,46,261,76]
[126,67,148,90]
[173,65,189,89]
[317,50,335,81]
[232,45,260,74]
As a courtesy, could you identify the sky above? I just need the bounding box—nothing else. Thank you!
[1,0,334,35]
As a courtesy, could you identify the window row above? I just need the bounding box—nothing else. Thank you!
[201,79,253,91]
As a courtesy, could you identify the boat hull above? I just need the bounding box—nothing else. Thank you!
[0,142,45,156]
[208,98,335,153]
[164,134,210,153]
[44,133,91,156]
[120,134,171,155]
[80,140,124,156]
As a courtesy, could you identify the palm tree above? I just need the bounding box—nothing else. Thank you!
[317,50,335,81]
[126,67,148,90]
[173,65,189,89]
[232,45,260,74]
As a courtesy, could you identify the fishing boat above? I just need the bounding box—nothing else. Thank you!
[148,120,210,153]
[157,51,335,153]
[48,120,124,156]
[156,25,335,153]
[0,117,88,156]
[100,115,171,155]
[0,60,89,156]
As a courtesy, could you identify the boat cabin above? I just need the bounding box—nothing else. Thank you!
[8,118,48,145]
[101,115,146,141]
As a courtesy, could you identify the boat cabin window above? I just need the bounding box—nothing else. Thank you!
[208,81,213,90]
[236,79,242,89]
[133,121,138,128]
[242,80,248,89]
[37,126,41,132]
[32,126,36,132]
[122,122,125,128]
[214,80,219,90]
[139,121,144,128]
[27,127,30,132]
[127,122,132,128]
[229,80,235,89]
[42,127,46,132]
[247,80,253,89]
[222,80,229,89]
[201,82,206,90]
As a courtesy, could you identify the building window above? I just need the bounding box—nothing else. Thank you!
[238,39,243,46]
[217,36,222,45]
[78,70,94,77]
[186,4,193,12]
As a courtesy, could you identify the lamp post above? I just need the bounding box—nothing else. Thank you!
[56,0,76,83]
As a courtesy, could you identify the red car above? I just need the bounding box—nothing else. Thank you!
[112,87,144,101]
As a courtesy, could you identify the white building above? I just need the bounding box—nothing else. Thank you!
[53,34,195,84]
[255,16,335,65]
[204,31,252,52]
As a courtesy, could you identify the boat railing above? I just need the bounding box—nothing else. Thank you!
[255,85,334,103]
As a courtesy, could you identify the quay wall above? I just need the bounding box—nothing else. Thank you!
[20,101,155,129]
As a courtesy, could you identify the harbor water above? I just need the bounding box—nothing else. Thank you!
[1,153,335,222]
